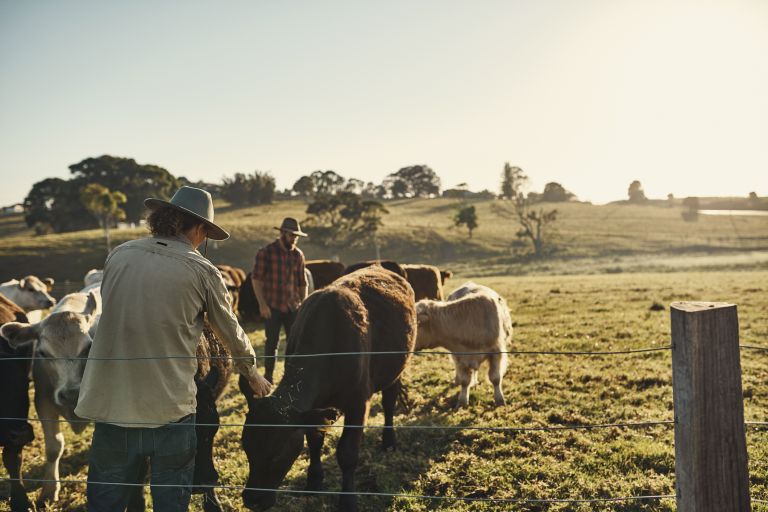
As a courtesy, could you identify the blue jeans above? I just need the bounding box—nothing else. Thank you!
[87,414,197,512]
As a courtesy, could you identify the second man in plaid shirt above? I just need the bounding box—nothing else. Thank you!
[251,217,309,382]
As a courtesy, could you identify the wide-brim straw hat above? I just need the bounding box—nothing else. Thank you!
[144,186,230,241]
[274,217,308,237]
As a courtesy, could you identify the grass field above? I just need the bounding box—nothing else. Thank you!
[2,270,767,511]
[2,198,768,282]
[1,199,767,510]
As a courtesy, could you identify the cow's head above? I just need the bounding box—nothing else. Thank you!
[6,276,57,312]
[238,376,338,510]
[414,300,438,350]
[0,291,98,427]
[439,270,453,286]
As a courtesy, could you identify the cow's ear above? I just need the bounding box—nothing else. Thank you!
[43,277,55,292]
[0,322,40,349]
[84,291,100,325]
[300,408,341,431]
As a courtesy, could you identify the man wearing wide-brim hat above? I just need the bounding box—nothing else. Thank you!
[76,186,271,512]
[250,217,309,383]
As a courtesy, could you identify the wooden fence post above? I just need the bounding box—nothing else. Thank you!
[671,301,750,511]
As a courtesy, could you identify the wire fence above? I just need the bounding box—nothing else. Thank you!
[1,338,766,507]
[6,477,679,506]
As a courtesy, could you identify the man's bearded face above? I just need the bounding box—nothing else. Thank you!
[281,230,298,249]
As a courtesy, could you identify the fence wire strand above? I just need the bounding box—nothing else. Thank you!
[1,477,677,505]
[0,345,673,362]
[0,416,675,431]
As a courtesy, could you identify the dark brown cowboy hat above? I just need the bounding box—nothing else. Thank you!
[274,217,308,237]
[144,186,229,241]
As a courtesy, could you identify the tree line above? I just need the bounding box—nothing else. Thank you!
[21,154,763,257]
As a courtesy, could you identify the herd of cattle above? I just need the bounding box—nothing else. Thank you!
[0,260,513,512]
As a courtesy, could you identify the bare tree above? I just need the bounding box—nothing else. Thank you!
[514,194,558,256]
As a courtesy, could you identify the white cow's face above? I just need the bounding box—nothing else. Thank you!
[0,293,97,414]
[3,276,57,312]
[36,311,95,409]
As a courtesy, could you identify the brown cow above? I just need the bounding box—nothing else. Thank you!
[343,259,407,280]
[216,264,246,315]
[239,266,416,511]
[402,264,452,301]
[305,260,345,289]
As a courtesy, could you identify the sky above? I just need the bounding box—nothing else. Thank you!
[1,0,767,206]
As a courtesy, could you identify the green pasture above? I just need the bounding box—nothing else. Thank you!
[1,198,767,282]
[2,270,767,511]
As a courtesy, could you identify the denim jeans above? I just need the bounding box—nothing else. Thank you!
[263,307,296,381]
[86,414,197,512]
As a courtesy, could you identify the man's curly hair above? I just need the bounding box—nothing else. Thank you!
[147,206,203,238]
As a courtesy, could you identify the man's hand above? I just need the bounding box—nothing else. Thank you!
[247,366,272,397]
[258,303,271,319]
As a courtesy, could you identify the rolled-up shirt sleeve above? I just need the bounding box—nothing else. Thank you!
[204,267,256,376]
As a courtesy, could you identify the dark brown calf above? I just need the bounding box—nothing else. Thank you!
[239,266,416,511]
[0,294,34,512]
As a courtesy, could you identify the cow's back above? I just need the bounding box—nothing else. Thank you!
[283,267,416,406]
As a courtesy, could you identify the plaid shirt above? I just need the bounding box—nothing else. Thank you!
[252,239,306,312]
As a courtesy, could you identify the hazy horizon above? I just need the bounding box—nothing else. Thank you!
[2,0,767,206]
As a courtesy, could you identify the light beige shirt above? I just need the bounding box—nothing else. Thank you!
[75,235,256,427]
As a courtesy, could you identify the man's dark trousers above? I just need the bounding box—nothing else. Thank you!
[263,307,296,382]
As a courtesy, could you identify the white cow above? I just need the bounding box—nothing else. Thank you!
[1,284,101,506]
[0,276,56,313]
[415,282,512,408]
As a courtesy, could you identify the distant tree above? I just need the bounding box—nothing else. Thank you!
[311,170,346,196]
[540,182,575,202]
[250,172,276,204]
[304,192,388,246]
[748,191,760,207]
[221,171,275,206]
[388,178,409,199]
[69,155,179,223]
[23,177,96,233]
[627,180,647,203]
[220,173,250,205]
[292,175,316,197]
[344,178,365,195]
[667,193,675,207]
[514,194,558,256]
[681,196,700,222]
[500,163,527,200]
[453,205,478,238]
[384,165,441,198]
[81,183,127,252]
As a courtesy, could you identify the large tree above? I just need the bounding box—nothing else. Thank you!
[24,177,96,233]
[69,155,179,223]
[81,183,127,251]
[384,165,440,198]
[221,172,276,206]
[540,182,575,202]
[304,192,388,247]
